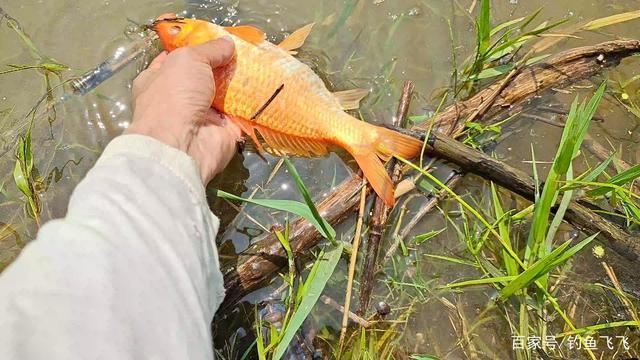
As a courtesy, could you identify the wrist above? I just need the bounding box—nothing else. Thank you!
[125,119,190,153]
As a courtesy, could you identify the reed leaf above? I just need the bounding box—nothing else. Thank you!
[216,190,335,239]
[273,244,342,360]
[283,157,336,242]
[583,10,640,31]
[500,234,596,300]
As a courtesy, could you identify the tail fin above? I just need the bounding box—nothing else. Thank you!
[349,124,423,207]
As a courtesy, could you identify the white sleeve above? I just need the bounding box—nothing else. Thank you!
[0,134,225,360]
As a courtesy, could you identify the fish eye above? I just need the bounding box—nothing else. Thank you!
[168,25,181,36]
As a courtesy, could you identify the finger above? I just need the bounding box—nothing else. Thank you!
[190,37,236,69]
[132,68,158,97]
[203,109,242,138]
[147,51,168,70]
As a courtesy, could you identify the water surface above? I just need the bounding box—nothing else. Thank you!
[1,1,639,358]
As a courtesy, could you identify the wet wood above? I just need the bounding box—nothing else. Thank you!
[357,81,414,316]
[425,40,640,135]
[221,174,366,307]
[220,39,640,307]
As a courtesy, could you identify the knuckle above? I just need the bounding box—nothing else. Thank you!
[173,47,194,59]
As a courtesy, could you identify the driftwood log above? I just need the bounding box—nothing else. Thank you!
[220,40,640,308]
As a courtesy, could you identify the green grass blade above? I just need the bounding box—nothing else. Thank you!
[544,166,574,252]
[491,183,518,277]
[490,16,525,36]
[581,154,615,183]
[413,228,445,244]
[443,276,517,289]
[500,234,596,300]
[283,157,336,241]
[328,0,360,38]
[216,190,335,239]
[410,355,441,360]
[557,321,640,337]
[476,0,491,55]
[587,164,640,197]
[423,254,479,267]
[583,10,640,30]
[273,244,343,360]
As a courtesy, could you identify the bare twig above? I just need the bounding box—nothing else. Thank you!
[339,179,368,350]
[357,81,414,316]
[322,295,372,328]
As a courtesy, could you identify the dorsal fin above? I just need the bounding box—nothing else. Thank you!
[333,88,369,110]
[224,25,266,45]
[278,23,315,52]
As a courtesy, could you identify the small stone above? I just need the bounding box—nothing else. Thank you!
[375,301,391,316]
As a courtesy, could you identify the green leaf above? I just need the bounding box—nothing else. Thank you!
[41,61,69,74]
[491,183,518,277]
[410,355,441,360]
[558,321,640,337]
[582,10,640,31]
[273,244,342,360]
[424,254,479,267]
[582,154,615,183]
[413,228,445,244]
[500,234,596,299]
[443,275,517,289]
[489,16,525,36]
[283,158,336,241]
[476,0,491,55]
[328,0,360,38]
[13,159,30,197]
[216,190,335,239]
[587,164,640,197]
[471,54,549,80]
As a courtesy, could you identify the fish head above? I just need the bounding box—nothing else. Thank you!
[153,13,225,51]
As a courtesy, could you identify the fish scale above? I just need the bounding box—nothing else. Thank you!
[154,15,423,206]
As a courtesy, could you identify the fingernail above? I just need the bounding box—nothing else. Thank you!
[220,35,233,43]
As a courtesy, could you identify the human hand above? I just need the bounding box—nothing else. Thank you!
[126,36,241,185]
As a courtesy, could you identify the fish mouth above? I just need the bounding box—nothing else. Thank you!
[143,16,186,32]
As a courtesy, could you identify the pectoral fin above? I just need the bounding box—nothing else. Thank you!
[278,23,315,53]
[224,25,267,45]
[333,88,369,110]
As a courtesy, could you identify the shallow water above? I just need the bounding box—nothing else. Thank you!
[1,0,639,359]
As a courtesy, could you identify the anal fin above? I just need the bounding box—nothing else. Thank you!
[333,88,369,110]
[228,115,328,158]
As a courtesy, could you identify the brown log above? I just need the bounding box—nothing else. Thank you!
[220,40,640,307]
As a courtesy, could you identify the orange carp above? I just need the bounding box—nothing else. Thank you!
[152,14,422,206]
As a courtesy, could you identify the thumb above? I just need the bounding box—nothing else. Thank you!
[191,37,236,69]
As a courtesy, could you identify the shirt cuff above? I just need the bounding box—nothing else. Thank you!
[97,134,206,202]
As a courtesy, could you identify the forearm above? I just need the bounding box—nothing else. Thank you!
[0,135,224,359]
